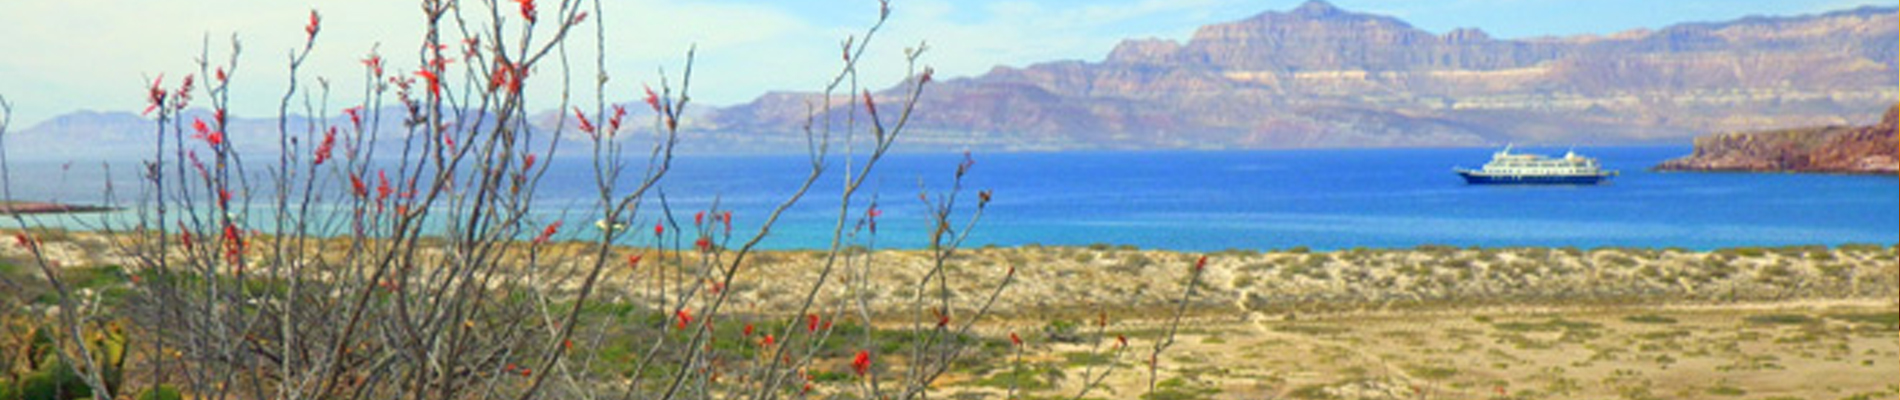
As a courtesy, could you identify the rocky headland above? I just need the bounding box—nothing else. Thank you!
[1656,105,1898,174]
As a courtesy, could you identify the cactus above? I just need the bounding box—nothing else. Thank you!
[2,321,129,400]
[14,359,89,400]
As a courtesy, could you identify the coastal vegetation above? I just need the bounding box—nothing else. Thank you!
[0,0,1222,399]
[0,229,1893,399]
[0,1,1891,400]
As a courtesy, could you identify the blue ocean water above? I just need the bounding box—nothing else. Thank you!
[10,146,1897,251]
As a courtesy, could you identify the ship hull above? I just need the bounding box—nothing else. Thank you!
[1457,171,1611,185]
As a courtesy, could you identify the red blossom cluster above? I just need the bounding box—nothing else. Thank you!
[510,0,536,23]
[304,10,321,39]
[850,350,871,377]
[533,221,561,245]
[314,127,337,166]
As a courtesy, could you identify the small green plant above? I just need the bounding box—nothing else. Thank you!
[1623,314,1677,324]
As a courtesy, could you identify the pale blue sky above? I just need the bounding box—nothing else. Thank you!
[0,0,1887,126]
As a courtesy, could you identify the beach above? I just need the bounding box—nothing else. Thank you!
[4,230,1893,399]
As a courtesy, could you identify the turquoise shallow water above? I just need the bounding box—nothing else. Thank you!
[9,146,1897,251]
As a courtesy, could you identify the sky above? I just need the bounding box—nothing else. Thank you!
[0,0,1887,127]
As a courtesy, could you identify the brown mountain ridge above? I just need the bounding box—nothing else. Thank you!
[709,0,1898,151]
[12,1,1898,156]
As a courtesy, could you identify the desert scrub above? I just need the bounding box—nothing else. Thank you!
[1623,314,1678,324]
[1745,314,1817,326]
[1139,377,1219,400]
[971,361,1063,391]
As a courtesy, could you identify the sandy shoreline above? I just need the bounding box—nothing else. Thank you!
[7,229,1891,318]
[2,230,1893,399]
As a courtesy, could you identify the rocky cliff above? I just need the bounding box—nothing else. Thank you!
[1655,105,1899,174]
[712,0,1898,150]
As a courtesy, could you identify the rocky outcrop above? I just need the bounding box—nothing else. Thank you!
[1656,105,1899,174]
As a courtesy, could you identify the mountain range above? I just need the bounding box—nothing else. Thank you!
[9,1,1898,158]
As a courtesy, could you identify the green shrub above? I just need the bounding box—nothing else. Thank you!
[1622,314,1677,324]
[17,361,91,400]
[135,386,184,400]
[1744,314,1815,325]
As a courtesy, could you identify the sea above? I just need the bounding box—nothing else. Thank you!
[8,146,1896,252]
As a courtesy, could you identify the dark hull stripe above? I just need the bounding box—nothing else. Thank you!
[1457,171,1611,185]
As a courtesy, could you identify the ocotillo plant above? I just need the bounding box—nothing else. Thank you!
[0,1,1213,399]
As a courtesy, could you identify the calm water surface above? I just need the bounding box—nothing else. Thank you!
[13,146,1897,251]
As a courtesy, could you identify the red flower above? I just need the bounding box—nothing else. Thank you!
[1116,334,1128,348]
[1195,255,1207,272]
[314,127,337,166]
[608,104,626,133]
[416,70,442,97]
[743,323,755,337]
[191,118,223,147]
[510,0,536,23]
[920,67,934,84]
[761,334,775,347]
[361,54,384,77]
[675,309,693,330]
[862,90,877,117]
[376,170,393,203]
[573,107,595,135]
[349,173,369,198]
[850,350,871,377]
[569,11,588,26]
[1009,332,1023,346]
[806,314,819,333]
[174,74,195,109]
[523,154,537,171]
[694,211,705,226]
[488,61,518,94]
[12,233,34,251]
[222,223,245,266]
[654,222,664,237]
[695,236,711,252]
[625,254,642,269]
[304,10,321,39]
[643,85,661,112]
[343,106,363,129]
[721,211,733,234]
[142,74,166,116]
[534,221,562,245]
[214,67,227,82]
[179,230,194,249]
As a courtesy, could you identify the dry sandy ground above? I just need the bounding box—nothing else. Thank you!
[4,230,1894,399]
[935,302,1897,400]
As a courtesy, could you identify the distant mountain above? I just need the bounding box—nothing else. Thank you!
[1655,104,1898,174]
[715,0,1899,150]
[11,1,1899,157]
